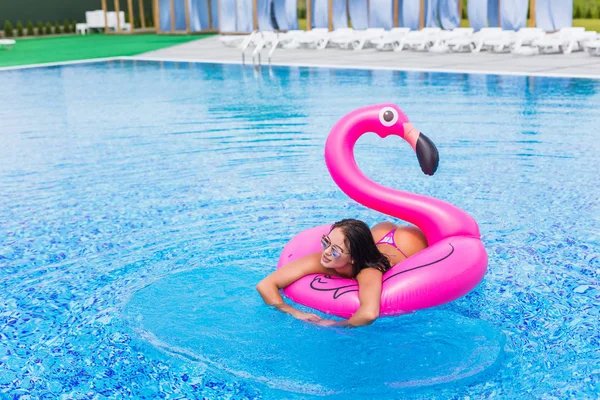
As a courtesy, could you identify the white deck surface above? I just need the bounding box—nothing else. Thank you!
[138,36,600,79]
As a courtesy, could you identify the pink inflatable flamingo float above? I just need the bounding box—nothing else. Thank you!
[277,104,488,318]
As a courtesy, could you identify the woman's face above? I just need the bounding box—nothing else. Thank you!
[320,228,352,270]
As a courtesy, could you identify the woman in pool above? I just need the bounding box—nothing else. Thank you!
[256,219,428,327]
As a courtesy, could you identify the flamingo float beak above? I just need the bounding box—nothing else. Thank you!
[400,122,439,176]
[416,133,439,176]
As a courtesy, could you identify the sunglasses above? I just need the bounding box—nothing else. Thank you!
[321,235,349,259]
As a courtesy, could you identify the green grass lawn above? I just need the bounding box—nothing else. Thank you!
[0,34,212,68]
[573,18,600,31]
[299,18,600,31]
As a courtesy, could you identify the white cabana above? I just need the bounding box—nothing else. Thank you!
[218,0,254,33]
[402,0,461,30]
[307,0,348,30]
[347,0,394,30]
[273,0,299,30]
[217,0,275,33]
[438,0,461,30]
[156,0,218,33]
[468,0,530,31]
[402,0,421,29]
[219,0,300,33]
[370,0,394,29]
[499,0,528,31]
[348,0,369,29]
[535,0,573,31]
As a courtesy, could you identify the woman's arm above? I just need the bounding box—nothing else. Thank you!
[256,252,329,321]
[327,268,383,327]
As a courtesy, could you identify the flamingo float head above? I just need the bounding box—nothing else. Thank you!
[359,103,440,176]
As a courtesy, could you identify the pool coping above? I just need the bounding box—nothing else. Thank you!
[1,55,599,80]
[0,57,121,71]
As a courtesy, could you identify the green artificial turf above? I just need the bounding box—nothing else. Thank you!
[0,34,212,68]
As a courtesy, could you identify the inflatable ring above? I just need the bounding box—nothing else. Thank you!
[276,104,488,318]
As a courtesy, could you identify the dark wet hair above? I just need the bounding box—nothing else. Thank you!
[330,219,392,278]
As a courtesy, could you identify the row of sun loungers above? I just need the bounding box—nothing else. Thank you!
[220,27,600,63]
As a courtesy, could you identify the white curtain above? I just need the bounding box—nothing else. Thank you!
[487,0,500,27]
[159,0,172,31]
[401,0,420,29]
[424,0,438,28]
[499,0,528,31]
[211,0,219,29]
[401,0,442,30]
[312,0,329,28]
[218,0,236,31]
[188,0,202,31]
[348,0,369,30]
[258,0,274,30]
[165,0,227,32]
[536,0,573,31]
[236,0,254,32]
[332,0,349,29]
[550,0,573,29]
[273,0,298,30]
[312,0,348,29]
[369,0,394,29]
[467,0,486,30]
[438,0,460,30]
[174,0,187,30]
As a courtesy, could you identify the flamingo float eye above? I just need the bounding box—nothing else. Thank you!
[379,107,398,127]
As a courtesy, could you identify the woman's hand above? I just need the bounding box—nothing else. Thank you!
[293,311,322,323]
[315,319,339,327]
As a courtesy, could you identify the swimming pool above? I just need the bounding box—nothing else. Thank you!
[1,60,598,398]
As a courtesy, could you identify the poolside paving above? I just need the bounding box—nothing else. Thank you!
[137,36,600,79]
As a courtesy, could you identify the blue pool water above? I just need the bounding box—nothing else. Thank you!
[1,60,599,399]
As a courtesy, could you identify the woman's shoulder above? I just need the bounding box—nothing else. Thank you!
[289,252,333,274]
[355,267,384,286]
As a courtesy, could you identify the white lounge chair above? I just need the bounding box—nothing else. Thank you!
[76,23,90,35]
[480,29,522,52]
[372,28,411,51]
[0,39,16,50]
[533,27,597,54]
[265,30,321,49]
[502,28,546,54]
[286,28,330,49]
[316,28,355,50]
[276,30,306,48]
[220,34,248,48]
[584,35,600,56]
[446,27,504,52]
[395,27,442,52]
[259,31,313,62]
[499,28,546,54]
[328,28,386,50]
[220,31,261,48]
[428,28,474,53]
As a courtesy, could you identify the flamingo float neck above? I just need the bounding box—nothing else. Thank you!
[324,105,480,246]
